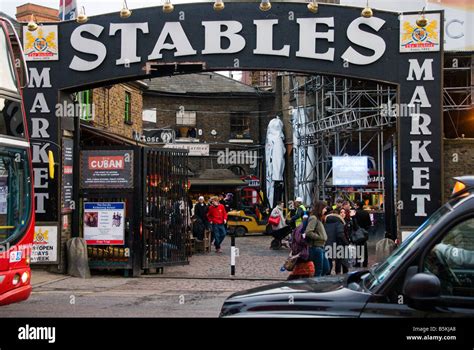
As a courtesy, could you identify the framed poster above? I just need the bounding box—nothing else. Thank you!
[83,202,125,245]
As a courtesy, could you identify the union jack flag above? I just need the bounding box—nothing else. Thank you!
[59,0,77,21]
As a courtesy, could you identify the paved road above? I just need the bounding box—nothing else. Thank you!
[0,235,288,318]
[0,276,272,317]
[0,233,381,317]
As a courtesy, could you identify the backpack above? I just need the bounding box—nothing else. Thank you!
[290,224,310,261]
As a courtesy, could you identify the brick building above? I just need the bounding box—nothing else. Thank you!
[79,82,145,140]
[142,72,275,190]
[16,3,59,22]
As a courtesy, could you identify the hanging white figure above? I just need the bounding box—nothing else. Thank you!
[265,116,285,208]
[292,107,316,206]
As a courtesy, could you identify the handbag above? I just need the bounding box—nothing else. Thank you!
[283,253,299,271]
[268,215,281,226]
[351,227,369,245]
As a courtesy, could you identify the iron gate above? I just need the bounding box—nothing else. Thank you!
[142,147,189,269]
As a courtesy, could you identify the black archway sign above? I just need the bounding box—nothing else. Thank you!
[23,2,443,233]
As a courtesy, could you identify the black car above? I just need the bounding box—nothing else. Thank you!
[220,176,474,317]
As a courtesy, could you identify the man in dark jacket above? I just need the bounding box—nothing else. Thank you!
[325,209,350,274]
[354,201,370,268]
[194,196,209,240]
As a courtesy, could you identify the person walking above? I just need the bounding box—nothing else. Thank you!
[270,201,286,230]
[354,201,370,268]
[286,215,313,280]
[304,200,330,277]
[286,197,306,229]
[193,196,209,241]
[207,196,228,253]
[325,208,350,274]
[269,201,290,249]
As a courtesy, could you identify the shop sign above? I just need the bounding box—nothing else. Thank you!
[81,150,133,189]
[23,25,59,61]
[61,138,74,212]
[400,13,441,53]
[31,226,58,264]
[163,143,209,156]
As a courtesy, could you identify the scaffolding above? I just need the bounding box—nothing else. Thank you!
[290,75,397,205]
[443,53,474,138]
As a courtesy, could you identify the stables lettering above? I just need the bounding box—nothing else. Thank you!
[69,17,387,71]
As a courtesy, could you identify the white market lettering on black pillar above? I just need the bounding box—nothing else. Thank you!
[408,58,434,217]
[21,3,442,231]
[28,67,53,215]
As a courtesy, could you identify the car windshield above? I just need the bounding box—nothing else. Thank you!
[363,204,451,291]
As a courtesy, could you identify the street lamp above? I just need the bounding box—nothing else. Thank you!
[214,0,225,11]
[361,0,373,18]
[76,6,88,23]
[416,7,428,28]
[307,0,318,13]
[27,14,38,31]
[259,0,271,12]
[163,0,174,13]
[120,0,132,18]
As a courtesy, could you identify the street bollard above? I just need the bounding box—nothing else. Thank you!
[231,235,236,276]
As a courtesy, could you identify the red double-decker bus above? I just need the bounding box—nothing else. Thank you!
[0,16,34,306]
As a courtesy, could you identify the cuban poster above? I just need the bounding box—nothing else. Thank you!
[83,202,125,245]
[31,226,58,264]
[400,13,441,52]
[23,25,59,61]
[81,150,133,189]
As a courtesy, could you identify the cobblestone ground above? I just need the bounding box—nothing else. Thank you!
[162,230,380,279]
[161,234,291,280]
[0,233,382,317]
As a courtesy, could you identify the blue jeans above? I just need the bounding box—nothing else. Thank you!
[310,246,330,277]
[211,224,227,249]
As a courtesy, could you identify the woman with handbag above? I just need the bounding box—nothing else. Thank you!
[269,201,286,230]
[269,201,290,249]
[305,200,330,277]
[285,218,314,280]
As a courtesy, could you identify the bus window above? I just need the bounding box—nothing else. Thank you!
[0,147,31,244]
[0,26,18,94]
[0,97,24,138]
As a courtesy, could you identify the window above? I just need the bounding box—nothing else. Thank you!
[230,115,251,139]
[363,205,450,291]
[0,97,24,138]
[259,71,273,87]
[423,218,474,298]
[124,91,132,124]
[176,111,196,126]
[79,90,93,121]
[0,26,18,93]
[0,146,31,245]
